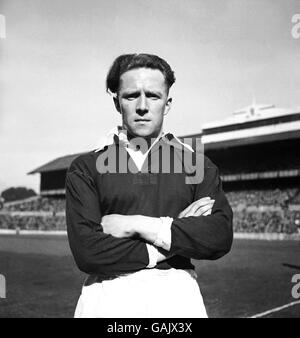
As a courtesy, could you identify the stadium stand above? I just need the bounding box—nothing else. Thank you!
[226,188,297,208]
[0,189,299,233]
[0,214,66,231]
[233,209,300,234]
[3,197,65,213]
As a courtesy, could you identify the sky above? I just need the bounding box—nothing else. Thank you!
[0,0,300,192]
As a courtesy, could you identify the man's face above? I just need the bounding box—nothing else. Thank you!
[114,68,172,139]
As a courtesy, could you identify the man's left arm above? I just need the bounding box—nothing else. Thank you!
[168,164,233,260]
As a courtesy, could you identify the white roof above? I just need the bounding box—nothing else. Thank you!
[201,120,300,144]
[202,104,300,130]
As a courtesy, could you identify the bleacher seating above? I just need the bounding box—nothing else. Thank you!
[227,188,300,234]
[0,197,66,231]
[226,188,297,208]
[233,209,300,234]
[0,214,66,231]
[3,197,65,213]
[0,190,300,234]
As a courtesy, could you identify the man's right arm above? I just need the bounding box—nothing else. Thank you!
[66,157,157,278]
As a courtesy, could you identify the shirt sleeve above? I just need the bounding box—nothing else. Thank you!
[65,160,151,278]
[169,160,233,260]
[146,244,159,268]
[153,217,173,251]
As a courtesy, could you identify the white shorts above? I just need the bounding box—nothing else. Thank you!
[74,268,208,318]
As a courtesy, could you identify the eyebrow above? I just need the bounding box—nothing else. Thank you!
[120,89,163,96]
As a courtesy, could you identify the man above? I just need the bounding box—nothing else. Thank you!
[66,54,233,318]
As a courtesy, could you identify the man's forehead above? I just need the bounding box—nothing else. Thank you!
[119,68,167,91]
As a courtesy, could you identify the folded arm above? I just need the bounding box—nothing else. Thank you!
[66,162,163,277]
[102,163,233,261]
[170,164,233,260]
[102,197,214,251]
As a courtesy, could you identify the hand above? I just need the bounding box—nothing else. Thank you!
[178,197,215,218]
[102,214,161,243]
[101,214,135,238]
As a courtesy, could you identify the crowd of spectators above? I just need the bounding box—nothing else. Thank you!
[3,197,65,214]
[0,189,300,234]
[228,188,300,234]
[233,209,300,234]
[0,197,66,231]
[0,214,66,231]
[226,188,298,208]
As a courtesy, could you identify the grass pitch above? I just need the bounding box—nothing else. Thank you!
[0,235,299,318]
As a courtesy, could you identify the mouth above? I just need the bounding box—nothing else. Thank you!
[134,119,151,122]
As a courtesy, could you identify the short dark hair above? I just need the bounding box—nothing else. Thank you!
[106,53,176,94]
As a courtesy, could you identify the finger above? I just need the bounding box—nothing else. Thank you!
[193,199,215,213]
[178,211,186,219]
[196,202,214,214]
[192,204,214,217]
[202,209,212,216]
[178,206,192,218]
[195,207,213,217]
[185,201,214,217]
[178,197,214,218]
[191,197,213,208]
[187,199,214,216]
[183,198,212,213]
[178,198,213,218]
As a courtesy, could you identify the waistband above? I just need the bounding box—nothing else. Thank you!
[84,268,198,286]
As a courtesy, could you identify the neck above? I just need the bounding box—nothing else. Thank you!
[123,128,164,154]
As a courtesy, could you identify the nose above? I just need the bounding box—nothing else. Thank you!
[136,94,148,115]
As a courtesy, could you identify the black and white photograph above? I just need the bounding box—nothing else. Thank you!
[0,0,300,320]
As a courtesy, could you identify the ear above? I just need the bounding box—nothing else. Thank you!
[164,97,172,116]
[113,96,121,114]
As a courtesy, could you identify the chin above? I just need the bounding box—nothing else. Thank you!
[131,128,154,138]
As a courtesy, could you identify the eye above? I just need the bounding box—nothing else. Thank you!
[124,93,139,100]
[147,93,160,100]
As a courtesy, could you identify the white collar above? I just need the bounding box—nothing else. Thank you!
[94,126,194,153]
